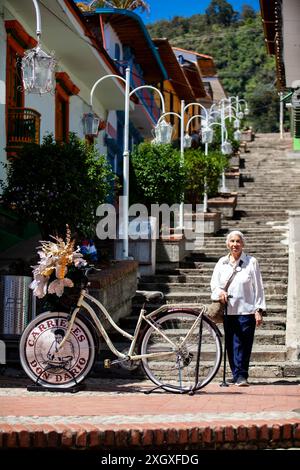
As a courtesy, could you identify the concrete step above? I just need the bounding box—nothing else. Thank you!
[99,341,287,363]
[156,265,288,274]
[132,292,287,305]
[138,282,287,295]
[142,273,288,283]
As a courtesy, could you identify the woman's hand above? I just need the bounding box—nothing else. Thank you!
[255,310,263,327]
[219,290,228,304]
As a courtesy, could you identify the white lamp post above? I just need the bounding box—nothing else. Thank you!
[21,0,56,94]
[84,67,166,259]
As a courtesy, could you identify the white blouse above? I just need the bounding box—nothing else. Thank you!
[210,251,266,315]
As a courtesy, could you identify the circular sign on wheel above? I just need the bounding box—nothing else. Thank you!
[19,311,95,388]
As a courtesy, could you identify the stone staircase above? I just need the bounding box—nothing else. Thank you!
[98,134,300,382]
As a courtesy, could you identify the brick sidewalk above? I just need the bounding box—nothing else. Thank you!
[0,377,299,452]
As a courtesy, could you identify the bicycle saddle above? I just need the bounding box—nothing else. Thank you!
[136,290,164,301]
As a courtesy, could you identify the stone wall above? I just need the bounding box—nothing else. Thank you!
[88,260,138,324]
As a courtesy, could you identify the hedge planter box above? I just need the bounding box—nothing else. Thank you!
[224,169,240,191]
[229,154,240,167]
[204,211,222,235]
[156,234,186,267]
[207,193,238,219]
[88,260,138,324]
[183,211,222,239]
[241,129,254,142]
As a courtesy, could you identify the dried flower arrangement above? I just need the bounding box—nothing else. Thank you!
[30,226,86,298]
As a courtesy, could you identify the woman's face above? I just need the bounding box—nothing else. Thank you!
[227,235,244,258]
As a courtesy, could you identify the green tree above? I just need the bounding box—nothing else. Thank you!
[1,134,114,238]
[184,149,228,206]
[241,4,256,21]
[205,0,238,26]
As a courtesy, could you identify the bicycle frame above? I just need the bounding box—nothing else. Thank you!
[57,288,204,363]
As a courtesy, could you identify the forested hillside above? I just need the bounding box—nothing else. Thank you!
[147,9,282,132]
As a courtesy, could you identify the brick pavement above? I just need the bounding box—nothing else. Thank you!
[0,376,299,454]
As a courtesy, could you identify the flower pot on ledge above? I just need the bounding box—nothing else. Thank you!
[224,169,240,191]
[156,234,187,267]
[207,193,238,219]
[229,154,240,167]
[241,129,254,142]
[184,211,222,237]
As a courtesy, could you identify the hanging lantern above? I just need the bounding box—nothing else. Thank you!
[234,129,242,141]
[153,119,174,144]
[244,108,250,116]
[221,141,233,155]
[183,133,192,148]
[82,109,100,136]
[233,118,240,129]
[201,126,214,144]
[237,111,244,120]
[21,43,56,94]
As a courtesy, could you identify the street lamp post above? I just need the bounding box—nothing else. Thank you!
[21,0,56,94]
[83,67,166,259]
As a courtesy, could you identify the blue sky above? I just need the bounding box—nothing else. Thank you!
[139,1,260,24]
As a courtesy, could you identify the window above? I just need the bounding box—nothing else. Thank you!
[114,43,120,61]
[5,20,36,110]
[55,84,69,142]
[170,92,174,125]
[5,21,37,155]
[55,72,79,143]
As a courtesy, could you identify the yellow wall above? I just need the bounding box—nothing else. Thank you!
[155,80,201,141]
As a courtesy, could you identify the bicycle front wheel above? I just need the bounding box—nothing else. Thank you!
[19,311,96,388]
[140,310,222,393]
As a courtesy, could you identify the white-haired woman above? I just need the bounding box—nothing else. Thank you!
[210,230,266,386]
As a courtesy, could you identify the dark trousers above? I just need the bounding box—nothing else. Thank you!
[223,314,256,381]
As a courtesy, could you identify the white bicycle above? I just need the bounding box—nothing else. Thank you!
[20,266,222,394]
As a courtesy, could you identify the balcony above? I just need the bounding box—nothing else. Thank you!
[7,107,41,153]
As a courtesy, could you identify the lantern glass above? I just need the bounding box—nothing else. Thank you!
[234,129,242,141]
[233,118,240,129]
[183,133,192,148]
[202,127,214,144]
[221,141,233,155]
[154,119,174,144]
[21,45,56,94]
[83,111,100,136]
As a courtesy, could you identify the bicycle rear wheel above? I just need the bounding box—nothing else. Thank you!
[140,310,222,393]
[19,311,96,388]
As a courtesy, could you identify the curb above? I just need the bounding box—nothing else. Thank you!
[1,422,300,450]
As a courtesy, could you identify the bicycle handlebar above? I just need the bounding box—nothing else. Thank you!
[78,264,102,288]
[82,265,101,277]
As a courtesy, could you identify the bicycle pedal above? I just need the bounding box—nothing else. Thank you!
[104,359,111,368]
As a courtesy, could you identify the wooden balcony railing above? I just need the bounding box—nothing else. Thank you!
[7,107,41,151]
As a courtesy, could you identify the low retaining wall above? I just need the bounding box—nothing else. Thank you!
[88,260,138,324]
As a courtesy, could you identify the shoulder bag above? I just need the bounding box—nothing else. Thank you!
[206,260,243,323]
